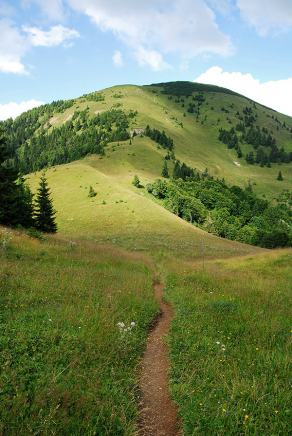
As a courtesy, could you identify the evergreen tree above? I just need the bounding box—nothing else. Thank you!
[132,175,141,188]
[15,178,35,228]
[88,186,97,197]
[173,161,181,179]
[34,174,57,233]
[0,134,31,227]
[277,171,283,181]
[161,160,169,178]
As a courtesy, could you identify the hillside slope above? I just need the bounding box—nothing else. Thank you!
[27,155,262,260]
[2,81,292,198]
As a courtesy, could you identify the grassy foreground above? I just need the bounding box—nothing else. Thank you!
[166,250,292,435]
[0,229,158,435]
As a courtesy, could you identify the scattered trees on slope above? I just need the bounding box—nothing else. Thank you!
[145,125,174,151]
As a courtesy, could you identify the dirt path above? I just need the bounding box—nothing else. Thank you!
[138,281,181,436]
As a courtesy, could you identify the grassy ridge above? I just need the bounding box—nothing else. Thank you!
[166,250,292,434]
[0,229,158,435]
[26,157,262,260]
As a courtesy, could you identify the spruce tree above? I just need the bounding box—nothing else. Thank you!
[15,178,35,228]
[34,174,57,233]
[132,175,141,188]
[173,161,181,179]
[277,171,283,181]
[0,134,22,226]
[161,160,169,178]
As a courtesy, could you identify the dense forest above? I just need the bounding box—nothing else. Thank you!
[147,162,291,248]
[0,105,135,174]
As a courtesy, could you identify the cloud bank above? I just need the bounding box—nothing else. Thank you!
[236,0,292,35]
[0,99,44,120]
[195,66,292,116]
[67,0,232,70]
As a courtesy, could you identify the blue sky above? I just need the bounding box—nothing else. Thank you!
[1,0,292,119]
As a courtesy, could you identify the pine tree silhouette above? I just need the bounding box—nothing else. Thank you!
[34,174,57,233]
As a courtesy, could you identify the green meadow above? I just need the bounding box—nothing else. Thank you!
[166,250,292,435]
[1,82,291,434]
[0,230,157,435]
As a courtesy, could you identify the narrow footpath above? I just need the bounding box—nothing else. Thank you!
[138,281,180,436]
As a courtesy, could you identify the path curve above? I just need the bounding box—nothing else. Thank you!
[138,281,180,436]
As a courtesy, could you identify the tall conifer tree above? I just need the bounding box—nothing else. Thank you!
[161,160,169,178]
[0,134,20,226]
[34,174,57,233]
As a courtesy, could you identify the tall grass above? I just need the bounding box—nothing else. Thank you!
[0,230,158,435]
[166,251,292,435]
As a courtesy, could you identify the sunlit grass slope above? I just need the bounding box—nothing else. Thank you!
[27,150,263,260]
[0,228,157,435]
[166,249,292,435]
[47,83,292,198]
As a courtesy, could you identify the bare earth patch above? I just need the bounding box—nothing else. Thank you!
[138,282,181,436]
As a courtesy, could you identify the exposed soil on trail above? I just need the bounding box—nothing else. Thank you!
[138,282,181,436]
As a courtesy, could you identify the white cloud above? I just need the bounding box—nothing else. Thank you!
[236,0,292,35]
[195,66,292,116]
[21,0,65,21]
[0,99,44,120]
[0,19,28,74]
[112,50,123,67]
[23,25,79,47]
[0,20,79,75]
[67,0,232,70]
[135,47,170,71]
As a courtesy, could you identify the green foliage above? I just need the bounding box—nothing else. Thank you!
[151,81,240,97]
[161,160,169,178]
[0,134,34,228]
[277,171,284,181]
[132,175,141,188]
[145,125,174,151]
[82,91,105,102]
[147,171,292,248]
[34,174,57,233]
[218,107,292,167]
[88,186,97,197]
[1,108,132,174]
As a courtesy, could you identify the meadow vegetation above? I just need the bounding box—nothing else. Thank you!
[0,81,291,434]
[0,229,157,435]
[166,250,292,435]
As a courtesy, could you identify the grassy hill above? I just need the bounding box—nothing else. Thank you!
[48,82,291,196]
[1,82,291,434]
[2,81,292,199]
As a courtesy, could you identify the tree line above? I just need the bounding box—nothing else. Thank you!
[145,125,174,151]
[146,161,291,248]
